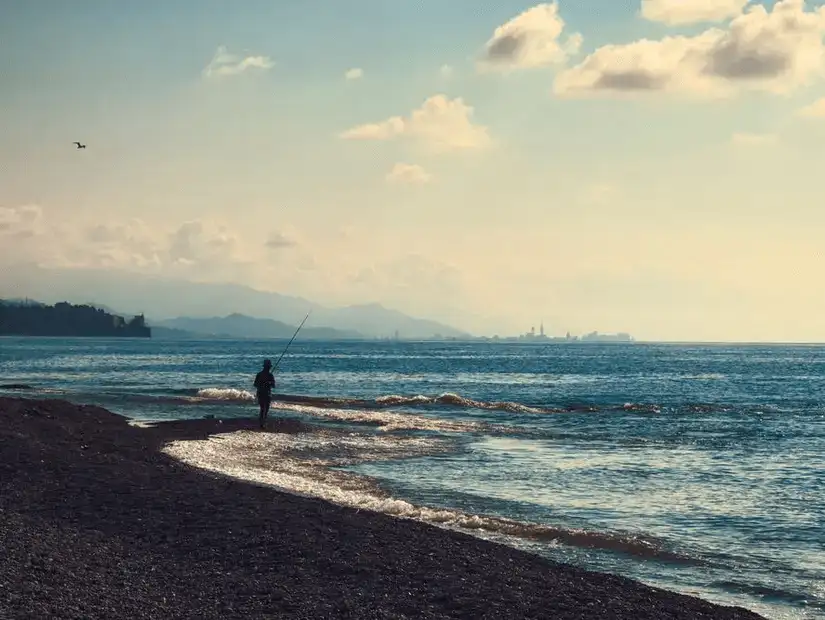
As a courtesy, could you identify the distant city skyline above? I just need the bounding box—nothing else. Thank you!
[3,1,825,341]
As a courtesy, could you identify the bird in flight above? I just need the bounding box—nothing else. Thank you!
[73,142,86,149]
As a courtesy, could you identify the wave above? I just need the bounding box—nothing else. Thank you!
[3,384,735,424]
[276,402,485,433]
[621,403,663,414]
[194,388,255,402]
[162,428,697,564]
[190,389,713,419]
[377,392,550,414]
[189,388,566,414]
[192,389,727,417]
[712,580,821,607]
[168,389,485,433]
[3,384,738,424]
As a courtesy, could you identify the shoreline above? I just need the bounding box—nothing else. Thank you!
[0,397,766,619]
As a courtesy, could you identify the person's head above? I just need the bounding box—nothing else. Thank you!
[263,359,272,370]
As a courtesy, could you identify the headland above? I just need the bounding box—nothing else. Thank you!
[0,300,150,338]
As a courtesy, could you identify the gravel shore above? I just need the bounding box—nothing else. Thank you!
[0,397,766,620]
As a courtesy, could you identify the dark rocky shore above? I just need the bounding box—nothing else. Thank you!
[0,397,766,620]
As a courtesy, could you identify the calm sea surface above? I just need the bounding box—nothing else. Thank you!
[1,337,822,619]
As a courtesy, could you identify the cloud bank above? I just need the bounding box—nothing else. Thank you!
[0,205,485,332]
[640,0,751,25]
[554,0,825,97]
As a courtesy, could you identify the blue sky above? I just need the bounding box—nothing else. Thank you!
[2,0,825,340]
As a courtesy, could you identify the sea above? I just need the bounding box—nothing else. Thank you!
[0,337,822,620]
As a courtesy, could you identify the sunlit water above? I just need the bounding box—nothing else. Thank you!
[1,337,823,619]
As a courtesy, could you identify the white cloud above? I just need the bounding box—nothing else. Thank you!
[555,0,825,98]
[479,3,582,71]
[0,207,275,283]
[797,96,825,116]
[84,219,163,268]
[0,206,163,269]
[730,132,777,145]
[440,64,454,78]
[0,206,480,329]
[167,220,248,270]
[203,45,274,78]
[345,67,364,80]
[640,0,751,25]
[266,230,300,249]
[339,95,491,150]
[0,205,43,239]
[341,117,405,141]
[386,163,432,185]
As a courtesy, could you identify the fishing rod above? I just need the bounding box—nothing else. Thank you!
[272,311,311,372]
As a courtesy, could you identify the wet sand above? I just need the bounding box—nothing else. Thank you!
[0,397,766,619]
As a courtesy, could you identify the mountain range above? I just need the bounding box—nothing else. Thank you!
[0,264,470,340]
[153,314,362,340]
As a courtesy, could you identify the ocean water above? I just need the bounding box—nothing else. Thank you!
[0,337,822,620]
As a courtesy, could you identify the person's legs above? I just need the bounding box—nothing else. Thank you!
[259,396,271,429]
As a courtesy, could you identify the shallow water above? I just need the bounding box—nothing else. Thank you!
[1,337,823,619]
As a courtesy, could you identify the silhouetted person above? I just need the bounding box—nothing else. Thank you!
[254,359,276,429]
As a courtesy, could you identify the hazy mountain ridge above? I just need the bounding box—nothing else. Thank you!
[155,314,363,340]
[0,265,469,339]
[149,326,206,340]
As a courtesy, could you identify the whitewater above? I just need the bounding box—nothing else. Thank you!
[1,337,822,620]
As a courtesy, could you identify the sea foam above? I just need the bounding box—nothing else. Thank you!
[162,429,690,563]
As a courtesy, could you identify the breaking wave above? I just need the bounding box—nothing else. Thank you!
[195,388,255,402]
[186,389,727,418]
[274,402,484,433]
[162,428,697,564]
[189,388,567,414]
[376,392,549,414]
[1,384,737,424]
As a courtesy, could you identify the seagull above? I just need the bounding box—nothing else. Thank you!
[73,142,86,149]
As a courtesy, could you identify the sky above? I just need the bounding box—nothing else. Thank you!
[2,0,825,341]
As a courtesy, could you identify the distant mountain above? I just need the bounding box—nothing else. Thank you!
[150,326,207,340]
[310,303,465,339]
[156,314,363,340]
[0,265,470,339]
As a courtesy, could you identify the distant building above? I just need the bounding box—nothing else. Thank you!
[580,331,634,342]
[510,322,633,343]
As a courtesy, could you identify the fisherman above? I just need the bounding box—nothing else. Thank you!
[253,359,276,429]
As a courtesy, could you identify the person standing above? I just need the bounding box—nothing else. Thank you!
[253,359,276,429]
